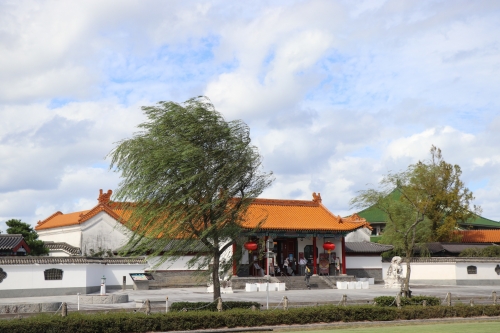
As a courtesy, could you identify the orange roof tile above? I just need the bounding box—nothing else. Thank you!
[35,190,370,234]
[457,230,500,243]
[242,197,369,233]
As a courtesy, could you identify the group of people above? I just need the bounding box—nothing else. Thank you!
[282,256,312,289]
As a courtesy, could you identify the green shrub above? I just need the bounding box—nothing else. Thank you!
[170,301,261,312]
[459,245,500,257]
[374,295,441,306]
[1,304,499,333]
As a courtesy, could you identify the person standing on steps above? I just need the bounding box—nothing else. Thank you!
[299,256,307,276]
[304,264,312,289]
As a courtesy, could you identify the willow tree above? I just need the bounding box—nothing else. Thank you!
[109,97,273,300]
[351,146,479,294]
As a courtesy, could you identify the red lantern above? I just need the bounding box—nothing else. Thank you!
[244,241,258,253]
[323,241,336,254]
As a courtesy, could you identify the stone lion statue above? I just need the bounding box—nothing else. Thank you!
[384,256,404,288]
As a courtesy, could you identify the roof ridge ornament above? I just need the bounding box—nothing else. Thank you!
[98,189,113,205]
[312,192,322,203]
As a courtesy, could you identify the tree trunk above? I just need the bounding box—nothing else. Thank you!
[404,256,411,295]
[212,251,221,301]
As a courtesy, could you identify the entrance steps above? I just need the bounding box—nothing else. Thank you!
[273,275,355,290]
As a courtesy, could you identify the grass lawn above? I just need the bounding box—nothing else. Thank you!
[281,321,500,333]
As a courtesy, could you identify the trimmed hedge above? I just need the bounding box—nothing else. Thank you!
[170,301,261,311]
[1,305,500,333]
[374,296,441,307]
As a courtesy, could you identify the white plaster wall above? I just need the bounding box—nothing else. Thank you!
[147,255,207,271]
[456,262,500,280]
[410,263,456,280]
[345,228,371,242]
[48,250,71,257]
[38,226,82,248]
[80,213,131,255]
[0,265,87,290]
[103,265,148,286]
[346,256,382,269]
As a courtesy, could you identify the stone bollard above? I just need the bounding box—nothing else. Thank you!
[446,292,452,306]
[166,296,169,313]
[470,299,474,307]
[396,292,401,308]
[61,302,67,317]
[422,300,427,307]
[145,299,151,315]
[122,276,126,291]
[283,296,289,310]
[341,294,347,306]
[493,291,497,305]
[217,297,223,312]
[251,305,256,311]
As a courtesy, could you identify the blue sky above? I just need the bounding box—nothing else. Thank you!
[1,0,500,231]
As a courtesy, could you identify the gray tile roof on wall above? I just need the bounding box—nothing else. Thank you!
[345,241,393,253]
[43,241,81,255]
[0,256,147,265]
[0,234,24,251]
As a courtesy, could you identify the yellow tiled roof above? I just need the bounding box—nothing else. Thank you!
[35,190,369,234]
[242,198,369,232]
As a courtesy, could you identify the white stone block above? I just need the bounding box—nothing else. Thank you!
[245,283,258,292]
[361,281,369,289]
[348,281,356,289]
[368,278,375,285]
[355,281,362,289]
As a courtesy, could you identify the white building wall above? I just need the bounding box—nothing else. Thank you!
[346,256,381,269]
[456,262,500,281]
[38,225,82,248]
[1,265,88,291]
[80,213,131,255]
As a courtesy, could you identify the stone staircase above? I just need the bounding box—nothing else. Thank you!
[274,275,333,290]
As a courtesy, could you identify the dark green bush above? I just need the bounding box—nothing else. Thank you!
[1,304,499,333]
[374,295,441,306]
[459,245,500,257]
[170,301,261,311]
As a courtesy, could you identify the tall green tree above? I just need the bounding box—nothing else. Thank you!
[351,146,479,293]
[6,219,49,256]
[109,96,273,300]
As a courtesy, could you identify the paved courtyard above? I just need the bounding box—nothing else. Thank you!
[0,283,498,312]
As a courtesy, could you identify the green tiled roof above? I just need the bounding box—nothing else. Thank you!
[354,189,500,229]
[460,215,500,228]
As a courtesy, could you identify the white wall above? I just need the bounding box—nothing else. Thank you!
[147,255,207,271]
[0,264,145,292]
[346,256,382,269]
[80,213,131,255]
[345,228,371,242]
[381,259,500,285]
[38,225,82,248]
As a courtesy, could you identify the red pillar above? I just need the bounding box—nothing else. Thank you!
[232,242,237,275]
[313,236,317,275]
[264,236,268,276]
[341,236,346,275]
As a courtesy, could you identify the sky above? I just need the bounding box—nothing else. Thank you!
[1,0,500,232]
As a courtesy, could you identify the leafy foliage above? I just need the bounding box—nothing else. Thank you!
[109,97,273,299]
[374,296,441,306]
[2,305,500,333]
[351,146,480,292]
[459,245,500,257]
[170,301,260,312]
[6,219,49,256]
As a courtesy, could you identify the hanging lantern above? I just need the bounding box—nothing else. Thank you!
[244,241,258,253]
[323,241,336,254]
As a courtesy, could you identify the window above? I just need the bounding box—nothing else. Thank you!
[467,265,477,274]
[44,268,63,280]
